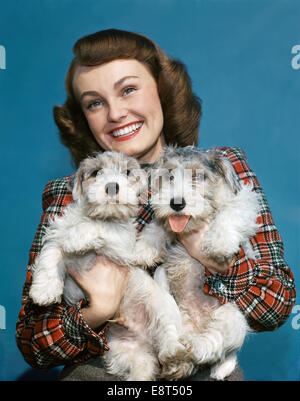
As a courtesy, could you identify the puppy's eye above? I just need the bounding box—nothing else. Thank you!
[125,169,131,176]
[90,170,99,178]
[168,170,175,181]
[192,170,206,181]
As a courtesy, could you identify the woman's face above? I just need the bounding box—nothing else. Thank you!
[73,59,165,163]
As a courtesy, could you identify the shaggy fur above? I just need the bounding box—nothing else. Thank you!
[151,146,261,380]
[29,151,185,381]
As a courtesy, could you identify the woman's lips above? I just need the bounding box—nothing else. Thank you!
[109,121,144,142]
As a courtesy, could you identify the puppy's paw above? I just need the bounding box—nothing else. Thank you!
[210,354,237,381]
[158,332,192,380]
[160,359,195,380]
[158,340,186,365]
[136,253,167,269]
[29,279,64,306]
[202,237,240,263]
[180,334,216,365]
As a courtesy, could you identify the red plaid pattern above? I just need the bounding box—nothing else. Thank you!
[16,147,296,369]
[203,147,296,331]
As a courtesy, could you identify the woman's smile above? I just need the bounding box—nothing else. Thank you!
[109,121,144,142]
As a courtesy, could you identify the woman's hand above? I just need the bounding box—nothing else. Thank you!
[68,255,129,329]
[177,224,237,274]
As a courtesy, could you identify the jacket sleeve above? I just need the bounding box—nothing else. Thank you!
[203,147,296,332]
[15,177,109,370]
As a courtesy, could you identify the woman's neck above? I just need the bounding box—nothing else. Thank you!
[136,134,165,164]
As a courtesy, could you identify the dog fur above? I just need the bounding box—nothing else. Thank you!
[29,151,185,381]
[151,146,261,380]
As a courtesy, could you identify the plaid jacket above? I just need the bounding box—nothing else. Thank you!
[16,147,296,370]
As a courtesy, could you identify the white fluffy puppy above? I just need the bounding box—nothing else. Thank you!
[151,146,261,380]
[29,151,184,381]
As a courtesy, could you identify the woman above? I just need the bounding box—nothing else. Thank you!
[16,29,296,380]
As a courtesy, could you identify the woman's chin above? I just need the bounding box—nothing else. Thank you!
[110,136,150,157]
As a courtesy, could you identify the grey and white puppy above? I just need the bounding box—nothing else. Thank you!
[30,151,184,381]
[151,146,260,380]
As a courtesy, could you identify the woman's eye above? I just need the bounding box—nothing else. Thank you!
[87,100,104,110]
[123,87,135,96]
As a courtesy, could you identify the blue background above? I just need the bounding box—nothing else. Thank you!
[0,0,299,381]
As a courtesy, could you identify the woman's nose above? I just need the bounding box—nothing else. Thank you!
[107,100,127,122]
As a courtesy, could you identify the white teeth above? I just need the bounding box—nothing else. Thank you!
[111,122,143,137]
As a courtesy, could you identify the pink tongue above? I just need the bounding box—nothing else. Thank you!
[168,215,190,233]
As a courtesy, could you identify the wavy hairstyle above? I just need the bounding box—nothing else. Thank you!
[53,29,202,167]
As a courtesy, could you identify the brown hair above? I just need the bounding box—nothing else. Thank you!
[53,29,202,167]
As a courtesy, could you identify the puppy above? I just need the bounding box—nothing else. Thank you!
[151,146,260,380]
[30,151,184,381]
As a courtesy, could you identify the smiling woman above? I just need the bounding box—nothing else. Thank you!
[53,29,201,167]
[72,59,165,162]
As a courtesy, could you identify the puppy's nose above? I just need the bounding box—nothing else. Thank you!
[170,197,186,212]
[105,182,119,195]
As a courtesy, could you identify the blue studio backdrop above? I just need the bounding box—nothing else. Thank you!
[0,0,299,381]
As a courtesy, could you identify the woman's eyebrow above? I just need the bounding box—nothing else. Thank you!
[80,90,100,101]
[114,75,138,89]
[114,75,139,89]
[80,76,139,102]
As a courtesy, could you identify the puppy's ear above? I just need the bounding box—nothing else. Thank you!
[156,145,175,167]
[72,160,87,200]
[206,152,241,194]
[66,175,76,193]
